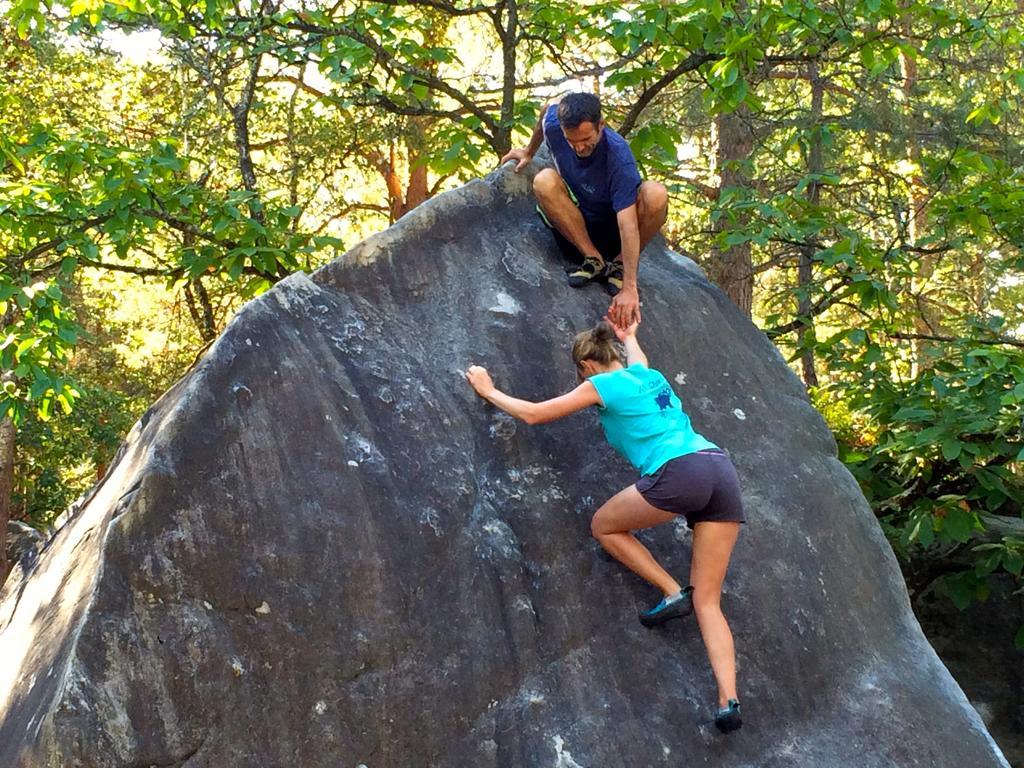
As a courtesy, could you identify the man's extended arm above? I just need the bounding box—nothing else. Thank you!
[500,103,551,172]
[610,204,641,325]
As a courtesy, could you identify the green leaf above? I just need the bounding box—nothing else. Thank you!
[941,507,974,544]
[15,337,38,358]
[917,515,935,547]
[1003,551,1023,577]
[941,439,962,461]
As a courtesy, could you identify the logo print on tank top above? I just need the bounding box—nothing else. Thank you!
[654,388,673,410]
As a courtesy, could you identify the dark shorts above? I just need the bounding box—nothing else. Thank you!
[536,204,622,265]
[549,216,622,265]
[635,450,746,528]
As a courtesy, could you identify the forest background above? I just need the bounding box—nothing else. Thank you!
[1,0,1022,728]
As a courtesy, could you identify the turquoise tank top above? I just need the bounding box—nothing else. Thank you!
[588,363,717,475]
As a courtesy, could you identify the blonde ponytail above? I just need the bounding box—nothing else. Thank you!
[572,321,623,368]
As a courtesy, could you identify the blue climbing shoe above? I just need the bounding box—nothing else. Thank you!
[715,699,742,733]
[638,586,693,627]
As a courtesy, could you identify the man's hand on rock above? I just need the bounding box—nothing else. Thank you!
[500,148,533,173]
[608,286,641,329]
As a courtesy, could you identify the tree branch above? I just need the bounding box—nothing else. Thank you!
[890,332,1024,349]
[619,52,717,137]
[764,276,854,338]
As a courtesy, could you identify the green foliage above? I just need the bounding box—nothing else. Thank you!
[1,124,314,420]
[14,382,140,526]
[822,336,1024,630]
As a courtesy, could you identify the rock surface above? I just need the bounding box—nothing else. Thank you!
[5,521,45,577]
[0,164,1012,767]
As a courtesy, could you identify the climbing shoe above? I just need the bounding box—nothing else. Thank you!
[714,699,742,733]
[638,586,693,627]
[567,256,605,288]
[604,260,623,296]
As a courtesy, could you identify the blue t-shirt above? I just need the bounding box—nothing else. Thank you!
[589,363,718,476]
[543,106,642,223]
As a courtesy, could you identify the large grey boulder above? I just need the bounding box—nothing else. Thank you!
[0,165,1010,767]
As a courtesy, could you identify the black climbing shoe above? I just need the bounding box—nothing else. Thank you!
[567,256,605,288]
[638,587,693,627]
[715,699,742,733]
[604,260,623,296]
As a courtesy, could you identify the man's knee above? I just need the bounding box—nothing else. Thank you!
[533,167,564,200]
[639,180,668,216]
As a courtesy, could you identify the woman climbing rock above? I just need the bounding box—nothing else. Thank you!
[465,315,745,733]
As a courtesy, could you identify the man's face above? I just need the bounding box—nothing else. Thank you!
[562,120,604,158]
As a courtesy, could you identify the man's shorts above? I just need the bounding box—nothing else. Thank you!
[635,449,746,528]
[536,191,622,264]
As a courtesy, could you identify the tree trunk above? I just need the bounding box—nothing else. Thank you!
[0,414,14,586]
[494,0,517,158]
[707,106,755,315]
[900,30,939,373]
[799,65,823,389]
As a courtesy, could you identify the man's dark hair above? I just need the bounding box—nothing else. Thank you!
[557,93,602,130]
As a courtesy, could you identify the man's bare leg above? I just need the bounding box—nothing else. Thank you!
[634,180,668,253]
[533,168,604,264]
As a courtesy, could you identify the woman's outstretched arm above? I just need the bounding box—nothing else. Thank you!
[608,316,648,367]
[465,366,601,424]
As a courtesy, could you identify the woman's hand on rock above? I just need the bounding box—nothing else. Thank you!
[465,365,495,397]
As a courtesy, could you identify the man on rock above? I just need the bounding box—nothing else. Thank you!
[501,92,668,326]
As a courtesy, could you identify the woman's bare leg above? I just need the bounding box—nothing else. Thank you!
[590,485,681,596]
[690,521,741,707]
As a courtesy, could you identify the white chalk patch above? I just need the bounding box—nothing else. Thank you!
[255,602,271,615]
[481,519,518,559]
[203,600,213,610]
[553,735,584,768]
[347,460,359,467]
[419,507,442,536]
[513,596,534,613]
[324,414,332,421]
[674,372,687,385]
[230,658,245,676]
[733,408,747,420]
[672,518,691,542]
[245,338,252,346]
[489,291,521,315]
[314,700,327,715]
[350,435,384,464]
